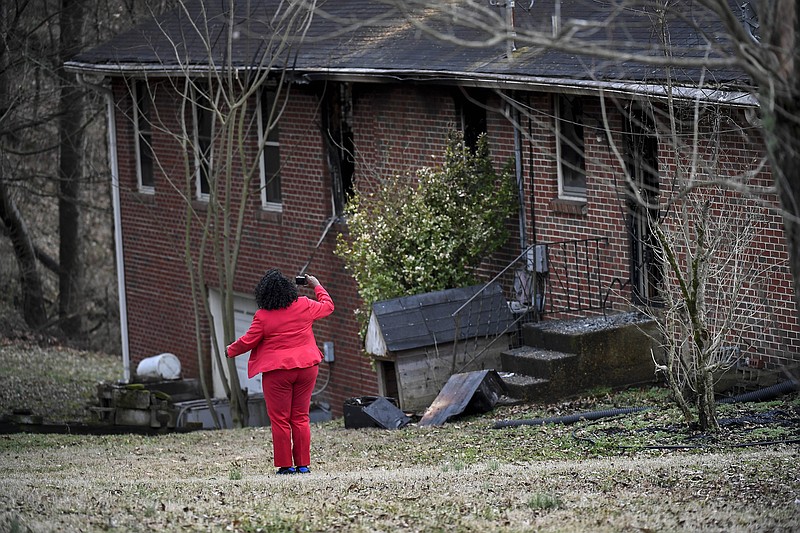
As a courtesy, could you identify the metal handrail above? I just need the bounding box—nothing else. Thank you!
[451,236,612,371]
[450,242,539,318]
[452,236,610,320]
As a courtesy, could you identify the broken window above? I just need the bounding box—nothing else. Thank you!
[624,105,662,304]
[322,82,354,216]
[454,88,488,150]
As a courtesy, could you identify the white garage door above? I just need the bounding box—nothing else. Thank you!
[232,298,262,394]
[209,289,261,397]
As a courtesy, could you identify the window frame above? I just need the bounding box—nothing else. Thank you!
[257,84,282,211]
[132,80,154,193]
[554,94,587,201]
[191,83,213,201]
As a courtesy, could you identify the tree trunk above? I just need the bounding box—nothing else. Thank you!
[696,368,719,433]
[0,173,48,328]
[775,129,800,318]
[770,68,800,320]
[757,0,800,318]
[0,1,47,329]
[57,0,85,337]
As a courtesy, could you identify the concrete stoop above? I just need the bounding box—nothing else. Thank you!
[500,312,661,402]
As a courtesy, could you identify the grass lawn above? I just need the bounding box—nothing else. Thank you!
[1,340,798,532]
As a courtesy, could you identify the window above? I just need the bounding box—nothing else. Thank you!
[323,82,354,216]
[192,83,212,200]
[555,94,586,199]
[132,81,154,191]
[454,88,488,150]
[258,86,282,208]
[624,106,662,304]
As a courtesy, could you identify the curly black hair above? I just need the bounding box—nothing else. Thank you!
[254,269,298,310]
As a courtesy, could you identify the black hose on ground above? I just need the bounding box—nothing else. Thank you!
[717,379,799,404]
[491,380,800,430]
[492,406,651,429]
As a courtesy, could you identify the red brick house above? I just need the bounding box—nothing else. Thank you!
[66,0,798,417]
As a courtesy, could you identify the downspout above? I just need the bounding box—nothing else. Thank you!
[527,94,537,245]
[77,74,130,383]
[513,102,527,253]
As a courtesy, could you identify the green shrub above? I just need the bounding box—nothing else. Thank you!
[336,131,516,331]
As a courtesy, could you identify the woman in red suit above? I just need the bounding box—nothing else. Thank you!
[226,269,334,475]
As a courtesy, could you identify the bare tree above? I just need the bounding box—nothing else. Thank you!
[597,89,778,431]
[0,0,169,342]
[132,0,317,426]
[753,0,800,315]
[57,0,86,337]
[0,0,60,330]
[651,188,771,431]
[0,175,48,328]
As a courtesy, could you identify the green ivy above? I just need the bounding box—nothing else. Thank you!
[335,131,517,334]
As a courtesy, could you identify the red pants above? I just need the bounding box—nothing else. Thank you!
[261,365,318,468]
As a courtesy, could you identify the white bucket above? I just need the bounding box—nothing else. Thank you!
[136,353,181,380]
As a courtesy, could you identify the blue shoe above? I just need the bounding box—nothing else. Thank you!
[276,467,296,475]
[296,466,311,474]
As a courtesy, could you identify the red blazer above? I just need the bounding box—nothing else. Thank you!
[226,285,334,378]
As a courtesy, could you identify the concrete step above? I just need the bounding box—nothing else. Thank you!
[521,312,658,357]
[501,346,579,380]
[519,313,660,389]
[499,313,661,402]
[499,373,552,403]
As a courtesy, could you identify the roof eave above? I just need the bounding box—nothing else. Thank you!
[65,61,757,107]
[300,69,757,107]
[64,61,250,77]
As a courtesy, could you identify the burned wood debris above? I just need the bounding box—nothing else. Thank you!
[419,369,508,427]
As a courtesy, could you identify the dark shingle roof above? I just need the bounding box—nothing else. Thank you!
[66,0,749,89]
[371,282,514,353]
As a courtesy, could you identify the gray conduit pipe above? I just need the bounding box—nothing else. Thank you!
[492,380,800,430]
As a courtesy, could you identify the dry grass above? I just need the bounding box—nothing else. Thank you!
[1,340,799,532]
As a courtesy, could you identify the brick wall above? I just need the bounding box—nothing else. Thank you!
[113,81,506,415]
[651,107,799,369]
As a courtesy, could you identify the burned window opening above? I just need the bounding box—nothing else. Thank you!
[454,88,488,150]
[322,82,355,217]
[624,105,662,305]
